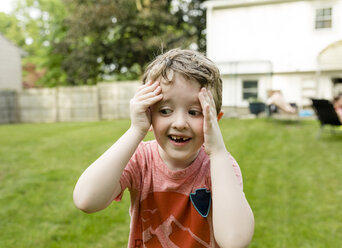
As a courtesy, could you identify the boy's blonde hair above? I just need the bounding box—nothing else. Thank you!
[142,48,222,114]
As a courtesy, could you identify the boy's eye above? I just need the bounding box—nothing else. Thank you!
[160,109,172,115]
[189,110,202,116]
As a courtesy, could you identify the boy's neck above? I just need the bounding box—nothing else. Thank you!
[157,145,201,171]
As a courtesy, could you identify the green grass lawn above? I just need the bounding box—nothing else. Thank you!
[0,119,341,247]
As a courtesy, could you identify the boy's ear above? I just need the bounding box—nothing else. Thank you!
[217,111,224,122]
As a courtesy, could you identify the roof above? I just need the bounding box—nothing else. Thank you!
[204,0,304,9]
[0,33,27,56]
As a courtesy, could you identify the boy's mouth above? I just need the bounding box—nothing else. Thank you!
[168,135,191,143]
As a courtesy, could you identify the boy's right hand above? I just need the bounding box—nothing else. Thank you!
[129,80,163,136]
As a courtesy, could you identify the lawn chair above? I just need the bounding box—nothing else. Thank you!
[311,99,342,139]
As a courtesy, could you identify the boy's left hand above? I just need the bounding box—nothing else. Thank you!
[198,88,226,156]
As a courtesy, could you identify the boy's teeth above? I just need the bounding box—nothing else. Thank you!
[170,136,189,141]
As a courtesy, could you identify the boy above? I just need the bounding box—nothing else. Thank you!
[73,49,254,248]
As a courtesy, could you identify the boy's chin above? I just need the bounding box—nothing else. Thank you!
[161,147,201,162]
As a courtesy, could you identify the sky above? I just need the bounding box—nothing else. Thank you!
[0,0,14,14]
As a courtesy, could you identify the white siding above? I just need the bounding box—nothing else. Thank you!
[0,35,23,91]
[206,0,342,108]
[222,74,272,107]
[208,0,342,73]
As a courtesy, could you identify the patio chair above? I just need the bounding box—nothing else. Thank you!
[311,99,342,139]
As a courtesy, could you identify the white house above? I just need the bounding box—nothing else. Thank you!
[205,0,342,113]
[0,34,25,91]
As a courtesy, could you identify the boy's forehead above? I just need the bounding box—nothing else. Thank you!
[159,72,201,88]
[157,77,202,104]
[158,94,200,105]
[159,80,201,95]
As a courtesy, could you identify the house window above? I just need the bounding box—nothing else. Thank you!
[315,8,332,29]
[242,80,258,100]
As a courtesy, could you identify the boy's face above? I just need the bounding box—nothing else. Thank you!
[150,73,204,169]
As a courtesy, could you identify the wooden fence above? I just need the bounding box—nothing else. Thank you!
[0,81,140,123]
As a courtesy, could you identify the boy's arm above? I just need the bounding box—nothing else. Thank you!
[73,81,163,213]
[199,88,254,248]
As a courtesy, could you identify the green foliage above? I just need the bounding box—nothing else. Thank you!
[1,0,207,86]
[0,0,68,87]
[0,119,342,247]
[0,12,26,47]
[57,0,207,85]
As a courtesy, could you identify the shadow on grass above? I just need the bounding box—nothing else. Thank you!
[318,133,342,142]
[266,118,301,125]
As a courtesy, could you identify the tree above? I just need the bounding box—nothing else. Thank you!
[172,0,207,52]
[0,12,26,48]
[1,0,207,86]
[0,0,68,87]
[57,0,207,85]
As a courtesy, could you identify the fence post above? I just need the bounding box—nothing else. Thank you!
[97,84,102,120]
[56,87,59,122]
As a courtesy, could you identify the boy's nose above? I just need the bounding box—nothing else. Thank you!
[171,112,188,130]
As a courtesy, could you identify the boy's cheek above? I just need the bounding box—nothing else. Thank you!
[150,107,160,121]
[197,119,205,134]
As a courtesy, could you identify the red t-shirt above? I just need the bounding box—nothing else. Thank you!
[115,140,243,248]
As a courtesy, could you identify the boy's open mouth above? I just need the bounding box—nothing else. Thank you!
[168,135,191,143]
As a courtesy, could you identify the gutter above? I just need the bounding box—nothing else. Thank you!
[204,0,304,9]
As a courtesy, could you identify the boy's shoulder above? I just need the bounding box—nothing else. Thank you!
[138,139,158,152]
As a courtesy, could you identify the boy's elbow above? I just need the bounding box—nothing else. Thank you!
[73,184,120,214]
[73,190,99,214]
[73,196,92,214]
[214,218,254,248]
[74,202,96,214]
[215,233,253,248]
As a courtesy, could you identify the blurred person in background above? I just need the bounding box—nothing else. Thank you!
[266,90,297,114]
[333,93,342,123]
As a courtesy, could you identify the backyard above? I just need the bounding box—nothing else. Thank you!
[0,118,341,247]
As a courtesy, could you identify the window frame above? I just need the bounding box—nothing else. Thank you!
[242,80,258,101]
[315,7,332,30]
